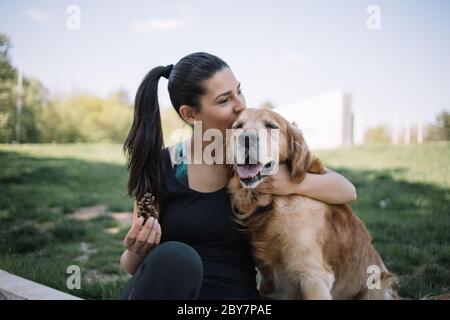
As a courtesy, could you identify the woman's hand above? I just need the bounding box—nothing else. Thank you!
[255,164,294,196]
[124,216,162,257]
[255,163,357,204]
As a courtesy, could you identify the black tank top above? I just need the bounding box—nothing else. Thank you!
[159,147,260,299]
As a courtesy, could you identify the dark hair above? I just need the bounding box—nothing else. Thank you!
[123,52,229,203]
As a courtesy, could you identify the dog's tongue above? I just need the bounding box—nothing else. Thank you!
[237,164,263,179]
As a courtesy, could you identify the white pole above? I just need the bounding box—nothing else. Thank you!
[393,114,399,145]
[15,64,23,144]
[417,118,423,144]
[404,116,410,145]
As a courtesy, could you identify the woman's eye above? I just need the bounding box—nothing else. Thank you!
[238,88,243,95]
[219,99,229,104]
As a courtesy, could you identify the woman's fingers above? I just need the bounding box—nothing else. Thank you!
[124,217,144,249]
[142,220,161,252]
[147,223,158,245]
[133,217,156,253]
[155,221,162,245]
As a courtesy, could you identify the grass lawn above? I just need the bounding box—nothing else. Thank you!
[0,142,449,299]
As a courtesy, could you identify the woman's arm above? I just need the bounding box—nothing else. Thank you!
[255,165,357,205]
[294,168,357,204]
[120,248,145,275]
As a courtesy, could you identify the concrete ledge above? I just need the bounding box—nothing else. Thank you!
[0,270,83,300]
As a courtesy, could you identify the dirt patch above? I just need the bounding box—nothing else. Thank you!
[430,293,450,300]
[74,242,97,263]
[69,205,108,221]
[69,206,131,228]
[111,212,131,223]
[104,227,121,235]
[84,269,121,284]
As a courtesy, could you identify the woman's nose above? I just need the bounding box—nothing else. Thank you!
[233,96,246,113]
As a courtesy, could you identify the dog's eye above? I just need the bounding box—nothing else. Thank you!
[265,122,279,129]
[232,122,243,129]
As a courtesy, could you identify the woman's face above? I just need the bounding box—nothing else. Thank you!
[196,67,247,135]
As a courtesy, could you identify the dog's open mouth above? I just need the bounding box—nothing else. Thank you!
[237,161,274,187]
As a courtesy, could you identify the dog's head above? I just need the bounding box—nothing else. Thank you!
[228,108,312,189]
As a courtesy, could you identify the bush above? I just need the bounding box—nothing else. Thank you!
[426,111,450,141]
[37,93,133,143]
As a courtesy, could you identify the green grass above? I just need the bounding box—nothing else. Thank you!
[0,142,449,299]
[0,144,132,299]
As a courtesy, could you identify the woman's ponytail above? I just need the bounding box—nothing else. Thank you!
[123,65,169,203]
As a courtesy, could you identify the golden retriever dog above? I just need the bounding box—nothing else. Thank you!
[226,108,399,300]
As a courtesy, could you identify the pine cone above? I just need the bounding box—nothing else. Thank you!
[137,192,159,222]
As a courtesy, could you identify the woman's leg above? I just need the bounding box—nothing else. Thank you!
[120,241,203,300]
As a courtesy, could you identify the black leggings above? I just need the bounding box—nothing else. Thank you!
[120,241,203,300]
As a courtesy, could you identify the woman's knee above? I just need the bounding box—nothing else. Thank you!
[142,241,203,276]
[128,241,203,299]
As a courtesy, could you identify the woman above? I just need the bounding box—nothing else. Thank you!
[119,52,357,300]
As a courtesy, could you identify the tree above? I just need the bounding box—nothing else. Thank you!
[0,34,15,81]
[436,111,450,140]
[425,110,450,141]
[160,105,191,145]
[0,34,16,142]
[38,93,133,143]
[0,33,189,144]
[0,33,49,143]
[108,89,131,107]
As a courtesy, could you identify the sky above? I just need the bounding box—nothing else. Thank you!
[1,0,449,130]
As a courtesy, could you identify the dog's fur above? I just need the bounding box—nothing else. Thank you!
[227,108,399,300]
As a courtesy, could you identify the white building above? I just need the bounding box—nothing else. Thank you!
[275,90,355,150]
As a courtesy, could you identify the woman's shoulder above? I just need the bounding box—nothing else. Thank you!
[165,145,175,169]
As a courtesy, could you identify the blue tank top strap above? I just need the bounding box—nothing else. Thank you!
[162,142,189,187]
[173,141,189,187]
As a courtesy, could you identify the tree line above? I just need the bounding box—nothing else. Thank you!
[0,34,133,144]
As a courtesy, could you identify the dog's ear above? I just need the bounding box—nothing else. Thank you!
[287,122,310,183]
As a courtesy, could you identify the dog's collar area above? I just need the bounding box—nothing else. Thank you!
[232,203,272,218]
[253,203,273,215]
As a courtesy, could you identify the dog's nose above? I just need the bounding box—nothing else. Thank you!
[237,130,259,164]
[237,130,258,151]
